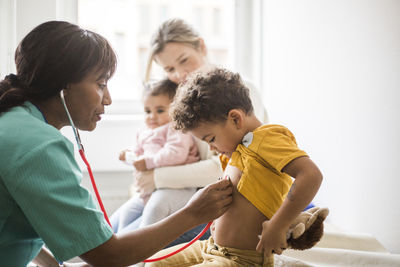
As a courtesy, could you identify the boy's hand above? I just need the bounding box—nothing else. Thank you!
[256,220,288,257]
[133,158,148,171]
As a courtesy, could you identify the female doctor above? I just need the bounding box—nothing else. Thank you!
[0,21,232,267]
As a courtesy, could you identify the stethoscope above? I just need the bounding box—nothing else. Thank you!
[59,90,211,263]
[60,90,111,226]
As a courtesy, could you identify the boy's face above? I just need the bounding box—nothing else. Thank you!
[190,120,243,158]
[143,94,171,129]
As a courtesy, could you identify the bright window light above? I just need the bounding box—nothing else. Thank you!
[78,0,234,113]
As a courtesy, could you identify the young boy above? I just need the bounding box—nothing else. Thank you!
[145,68,323,267]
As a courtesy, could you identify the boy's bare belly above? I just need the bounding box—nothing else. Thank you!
[212,164,268,250]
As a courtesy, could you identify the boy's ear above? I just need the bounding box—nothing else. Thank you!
[228,109,244,129]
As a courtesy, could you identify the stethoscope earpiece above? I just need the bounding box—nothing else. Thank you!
[59,89,83,151]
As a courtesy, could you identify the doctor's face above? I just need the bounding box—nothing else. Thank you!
[154,42,208,84]
[65,71,112,131]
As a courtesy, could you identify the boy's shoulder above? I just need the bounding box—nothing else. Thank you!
[250,124,296,147]
[254,124,291,134]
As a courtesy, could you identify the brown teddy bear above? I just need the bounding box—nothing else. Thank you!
[286,207,330,250]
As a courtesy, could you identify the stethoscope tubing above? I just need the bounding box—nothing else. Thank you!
[60,90,210,262]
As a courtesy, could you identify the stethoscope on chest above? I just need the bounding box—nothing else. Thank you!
[59,90,211,262]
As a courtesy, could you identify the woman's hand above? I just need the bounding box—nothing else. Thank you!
[256,220,288,257]
[133,170,156,197]
[184,179,233,224]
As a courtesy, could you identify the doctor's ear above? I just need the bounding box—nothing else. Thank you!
[60,85,70,95]
[59,88,69,99]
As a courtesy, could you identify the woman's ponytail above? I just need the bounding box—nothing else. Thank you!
[0,74,28,113]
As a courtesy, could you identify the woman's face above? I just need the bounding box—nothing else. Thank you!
[65,71,112,131]
[154,41,207,84]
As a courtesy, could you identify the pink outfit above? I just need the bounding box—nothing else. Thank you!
[134,123,200,170]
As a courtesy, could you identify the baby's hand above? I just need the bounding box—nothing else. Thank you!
[119,150,127,161]
[133,158,148,171]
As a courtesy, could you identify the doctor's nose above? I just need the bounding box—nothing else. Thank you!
[102,88,112,106]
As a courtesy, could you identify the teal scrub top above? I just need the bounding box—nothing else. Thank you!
[0,102,113,266]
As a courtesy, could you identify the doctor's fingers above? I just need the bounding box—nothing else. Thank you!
[217,196,233,212]
[208,179,232,191]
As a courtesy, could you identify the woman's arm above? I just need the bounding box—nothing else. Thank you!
[134,135,222,195]
[79,179,233,266]
[134,157,222,197]
[256,156,323,257]
[154,156,222,188]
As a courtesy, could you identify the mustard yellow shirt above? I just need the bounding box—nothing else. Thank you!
[223,124,308,219]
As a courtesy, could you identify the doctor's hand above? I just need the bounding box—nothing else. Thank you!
[133,170,155,197]
[256,219,288,257]
[183,179,233,224]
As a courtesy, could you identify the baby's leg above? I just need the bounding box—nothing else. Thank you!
[139,188,196,227]
[111,195,145,231]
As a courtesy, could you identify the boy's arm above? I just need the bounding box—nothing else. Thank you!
[256,156,322,257]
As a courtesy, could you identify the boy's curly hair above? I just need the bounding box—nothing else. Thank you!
[171,68,253,131]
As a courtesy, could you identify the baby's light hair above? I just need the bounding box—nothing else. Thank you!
[142,78,178,101]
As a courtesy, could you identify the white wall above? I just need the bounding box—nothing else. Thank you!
[262,0,400,253]
[61,115,145,172]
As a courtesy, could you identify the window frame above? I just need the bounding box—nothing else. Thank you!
[1,0,263,116]
[0,0,263,172]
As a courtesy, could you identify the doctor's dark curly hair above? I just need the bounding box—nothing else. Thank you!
[171,68,253,132]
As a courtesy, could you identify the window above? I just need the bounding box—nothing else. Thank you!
[0,0,16,77]
[78,0,234,114]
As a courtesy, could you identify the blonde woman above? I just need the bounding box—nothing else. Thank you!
[133,18,268,246]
